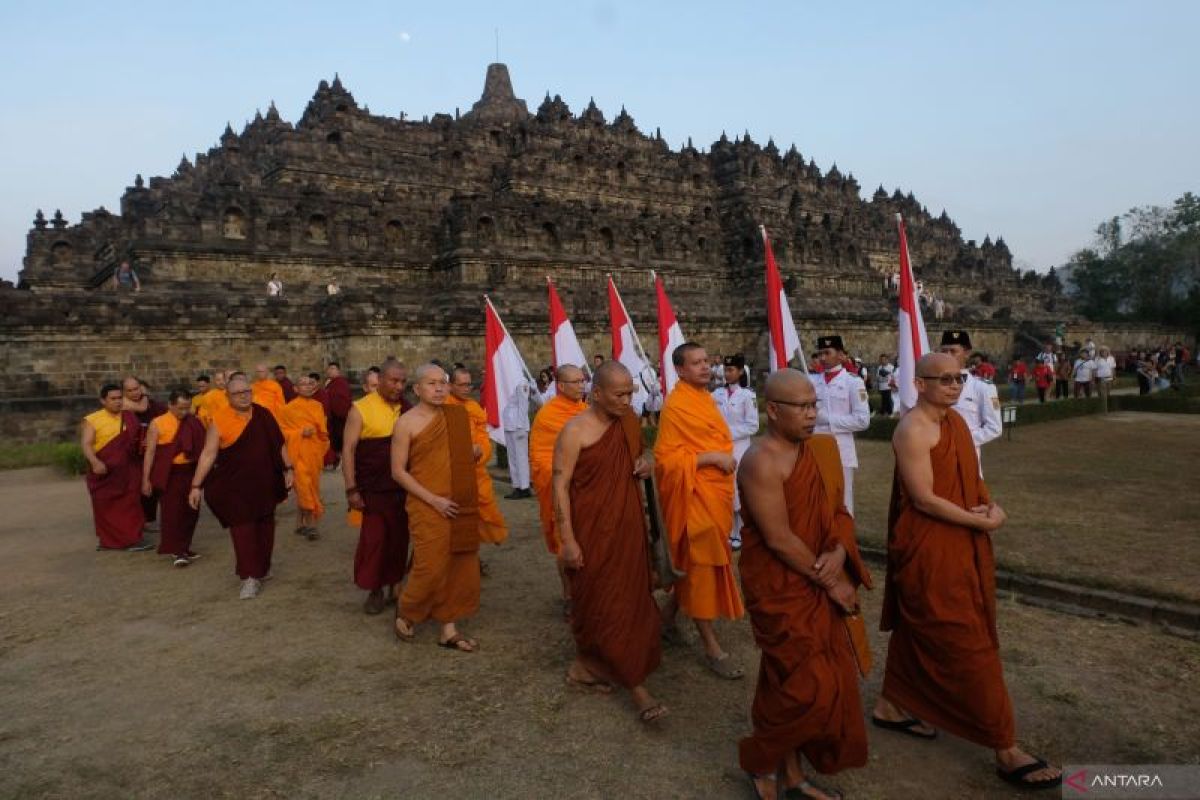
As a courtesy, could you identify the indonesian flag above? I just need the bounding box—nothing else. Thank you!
[895,213,930,415]
[483,297,533,446]
[607,275,655,407]
[654,271,687,395]
[761,225,803,370]
[547,277,590,374]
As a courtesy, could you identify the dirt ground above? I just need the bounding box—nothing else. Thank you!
[1,436,1198,799]
[854,412,1200,603]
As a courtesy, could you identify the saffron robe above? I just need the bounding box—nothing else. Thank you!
[279,396,330,519]
[398,405,481,624]
[738,435,871,775]
[148,412,205,556]
[84,409,144,548]
[352,392,410,591]
[880,410,1016,750]
[653,382,744,620]
[567,412,662,688]
[252,379,286,419]
[197,389,230,428]
[204,404,287,528]
[529,394,588,553]
[446,394,508,545]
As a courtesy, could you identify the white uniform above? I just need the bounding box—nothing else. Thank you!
[813,368,870,514]
[502,382,533,491]
[952,371,1002,473]
[713,384,759,543]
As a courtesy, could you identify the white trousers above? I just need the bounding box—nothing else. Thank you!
[843,466,856,516]
[504,430,530,490]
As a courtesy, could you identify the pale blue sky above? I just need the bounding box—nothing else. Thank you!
[2,0,1196,282]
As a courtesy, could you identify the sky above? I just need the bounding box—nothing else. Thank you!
[1,0,1197,283]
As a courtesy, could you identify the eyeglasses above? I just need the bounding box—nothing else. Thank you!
[228,389,252,396]
[770,399,820,412]
[559,379,587,385]
[918,374,967,386]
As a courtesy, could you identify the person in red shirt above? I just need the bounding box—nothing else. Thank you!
[1007,360,1028,404]
[1033,361,1055,403]
[974,355,997,383]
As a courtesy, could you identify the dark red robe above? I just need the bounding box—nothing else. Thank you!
[86,411,145,549]
[149,414,206,557]
[325,376,352,466]
[278,377,297,402]
[135,399,169,523]
[204,404,287,528]
[353,402,411,590]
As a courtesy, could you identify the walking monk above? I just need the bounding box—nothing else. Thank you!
[252,363,286,419]
[81,383,151,551]
[875,352,1061,791]
[390,364,481,651]
[122,376,167,534]
[189,373,293,600]
[655,342,745,679]
[447,366,508,548]
[554,362,666,723]
[279,374,330,541]
[738,369,871,800]
[343,360,410,615]
[324,362,353,468]
[196,371,229,426]
[529,364,588,610]
[142,390,206,566]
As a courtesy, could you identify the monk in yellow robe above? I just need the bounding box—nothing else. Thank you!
[197,371,229,427]
[654,342,745,679]
[447,366,507,546]
[391,364,481,651]
[252,362,286,419]
[190,375,212,414]
[529,364,588,608]
[738,369,871,800]
[875,353,1061,791]
[279,374,330,540]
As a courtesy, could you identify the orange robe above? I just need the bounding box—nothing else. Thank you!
[197,389,229,428]
[279,396,330,519]
[252,379,286,419]
[568,413,662,688]
[653,382,744,620]
[880,410,1016,749]
[446,395,507,544]
[738,435,871,775]
[399,405,481,625]
[529,394,588,553]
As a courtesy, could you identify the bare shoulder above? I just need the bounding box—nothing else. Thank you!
[894,412,936,450]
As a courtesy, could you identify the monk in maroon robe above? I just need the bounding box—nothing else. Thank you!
[189,373,293,600]
[143,390,206,565]
[737,369,870,800]
[122,376,167,531]
[875,353,1061,791]
[82,384,151,551]
[325,362,353,468]
[554,362,666,723]
[274,365,298,402]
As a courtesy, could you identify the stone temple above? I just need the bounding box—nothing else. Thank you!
[0,64,1173,441]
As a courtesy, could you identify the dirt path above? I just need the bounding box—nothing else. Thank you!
[1,465,1197,799]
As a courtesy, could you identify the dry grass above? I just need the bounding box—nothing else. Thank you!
[854,412,1200,603]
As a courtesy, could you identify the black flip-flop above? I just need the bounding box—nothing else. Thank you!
[997,758,1062,791]
[871,714,937,739]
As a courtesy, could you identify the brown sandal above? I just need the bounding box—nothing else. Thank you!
[437,633,478,652]
[393,615,415,642]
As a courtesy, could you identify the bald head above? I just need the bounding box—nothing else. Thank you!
[764,368,814,402]
[915,352,964,408]
[254,363,270,381]
[592,360,630,389]
[556,364,587,402]
[917,352,957,376]
[763,368,818,442]
[226,372,252,411]
[412,362,445,384]
[378,359,407,403]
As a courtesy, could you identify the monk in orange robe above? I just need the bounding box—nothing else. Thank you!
[190,375,212,414]
[555,362,666,723]
[447,366,507,547]
[875,353,1061,791]
[81,383,151,551]
[143,390,206,565]
[529,364,588,607]
[197,371,230,427]
[190,373,293,600]
[279,374,330,540]
[343,360,410,615]
[737,369,871,800]
[654,342,745,679]
[252,363,286,419]
[391,364,481,651]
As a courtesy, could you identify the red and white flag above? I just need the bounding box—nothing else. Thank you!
[895,213,930,415]
[761,225,803,370]
[607,275,656,407]
[654,271,687,395]
[483,297,534,446]
[547,277,590,374]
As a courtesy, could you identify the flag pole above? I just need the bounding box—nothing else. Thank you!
[484,294,538,386]
[609,272,656,369]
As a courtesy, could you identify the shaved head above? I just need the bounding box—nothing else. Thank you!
[556,364,584,382]
[556,364,586,402]
[592,360,630,389]
[764,368,814,402]
[412,362,445,384]
[917,352,957,375]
